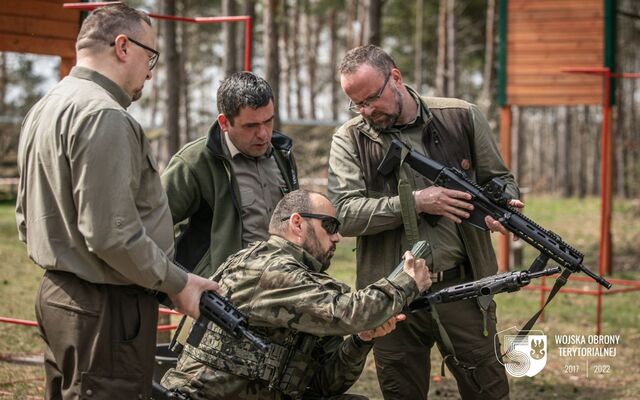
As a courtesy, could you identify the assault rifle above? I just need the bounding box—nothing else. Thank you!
[378,139,611,289]
[407,267,561,311]
[183,291,268,353]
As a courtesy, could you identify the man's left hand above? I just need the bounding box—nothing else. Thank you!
[357,314,407,342]
[484,199,525,240]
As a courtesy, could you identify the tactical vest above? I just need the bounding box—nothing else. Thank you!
[183,322,324,399]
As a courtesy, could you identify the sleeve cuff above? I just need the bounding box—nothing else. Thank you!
[388,270,420,303]
[158,263,189,294]
[341,335,373,362]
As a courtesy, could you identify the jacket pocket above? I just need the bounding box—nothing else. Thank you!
[80,371,144,399]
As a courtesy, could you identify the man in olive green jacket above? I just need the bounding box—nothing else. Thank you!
[328,45,523,399]
[162,72,298,279]
[162,189,432,399]
[15,5,218,399]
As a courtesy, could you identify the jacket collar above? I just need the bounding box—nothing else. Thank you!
[70,66,132,109]
[205,120,293,159]
[268,235,325,273]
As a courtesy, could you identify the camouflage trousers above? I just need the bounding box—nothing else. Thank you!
[161,352,369,400]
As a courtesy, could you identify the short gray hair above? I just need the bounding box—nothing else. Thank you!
[217,72,274,125]
[338,45,397,77]
[269,189,326,234]
[76,3,151,54]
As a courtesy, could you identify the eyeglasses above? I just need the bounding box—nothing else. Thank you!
[347,72,391,113]
[110,36,160,71]
[281,213,341,235]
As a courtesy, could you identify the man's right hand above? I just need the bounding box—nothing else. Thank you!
[168,274,220,319]
[401,250,431,293]
[414,186,473,223]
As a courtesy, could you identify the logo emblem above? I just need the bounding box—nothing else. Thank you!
[495,327,547,377]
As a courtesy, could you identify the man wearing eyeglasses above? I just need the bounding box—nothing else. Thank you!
[15,4,219,399]
[161,189,432,399]
[328,45,522,399]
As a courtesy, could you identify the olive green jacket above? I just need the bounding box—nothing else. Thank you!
[16,66,186,293]
[328,92,519,289]
[161,122,298,278]
[161,235,419,399]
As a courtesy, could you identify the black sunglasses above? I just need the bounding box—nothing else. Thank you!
[282,213,341,235]
[110,36,160,71]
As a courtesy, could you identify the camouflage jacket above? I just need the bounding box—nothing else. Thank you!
[162,235,419,399]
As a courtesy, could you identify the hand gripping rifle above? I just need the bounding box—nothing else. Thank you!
[184,291,268,352]
[378,139,611,289]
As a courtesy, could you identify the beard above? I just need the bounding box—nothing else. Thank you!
[362,86,403,132]
[131,88,143,102]
[303,226,335,271]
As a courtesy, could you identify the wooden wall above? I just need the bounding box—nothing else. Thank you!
[504,0,604,106]
[0,0,82,77]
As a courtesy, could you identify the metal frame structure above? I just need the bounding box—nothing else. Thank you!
[63,1,253,71]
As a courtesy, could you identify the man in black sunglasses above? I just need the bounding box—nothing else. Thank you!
[162,189,432,399]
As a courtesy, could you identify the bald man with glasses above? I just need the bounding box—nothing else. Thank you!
[161,189,432,400]
[16,4,218,399]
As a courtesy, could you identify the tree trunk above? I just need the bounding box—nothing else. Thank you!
[511,106,520,183]
[292,0,304,119]
[0,52,6,115]
[478,0,495,114]
[435,0,446,96]
[614,81,625,197]
[279,0,290,120]
[414,0,424,91]
[557,106,571,197]
[358,0,367,46]
[346,0,358,49]
[626,69,637,197]
[163,0,181,158]
[577,107,587,198]
[446,0,456,97]
[367,0,382,46]
[222,0,238,77]
[329,6,339,121]
[264,0,280,129]
[179,2,191,144]
[149,21,161,158]
[305,2,322,120]
[531,110,542,190]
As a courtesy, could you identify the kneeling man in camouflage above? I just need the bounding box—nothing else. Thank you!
[162,189,432,399]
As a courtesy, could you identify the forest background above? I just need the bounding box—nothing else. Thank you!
[0,0,639,199]
[0,1,639,398]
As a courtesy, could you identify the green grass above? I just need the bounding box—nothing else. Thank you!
[0,196,638,398]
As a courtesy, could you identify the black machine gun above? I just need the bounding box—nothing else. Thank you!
[408,267,561,311]
[184,291,268,352]
[378,139,611,289]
